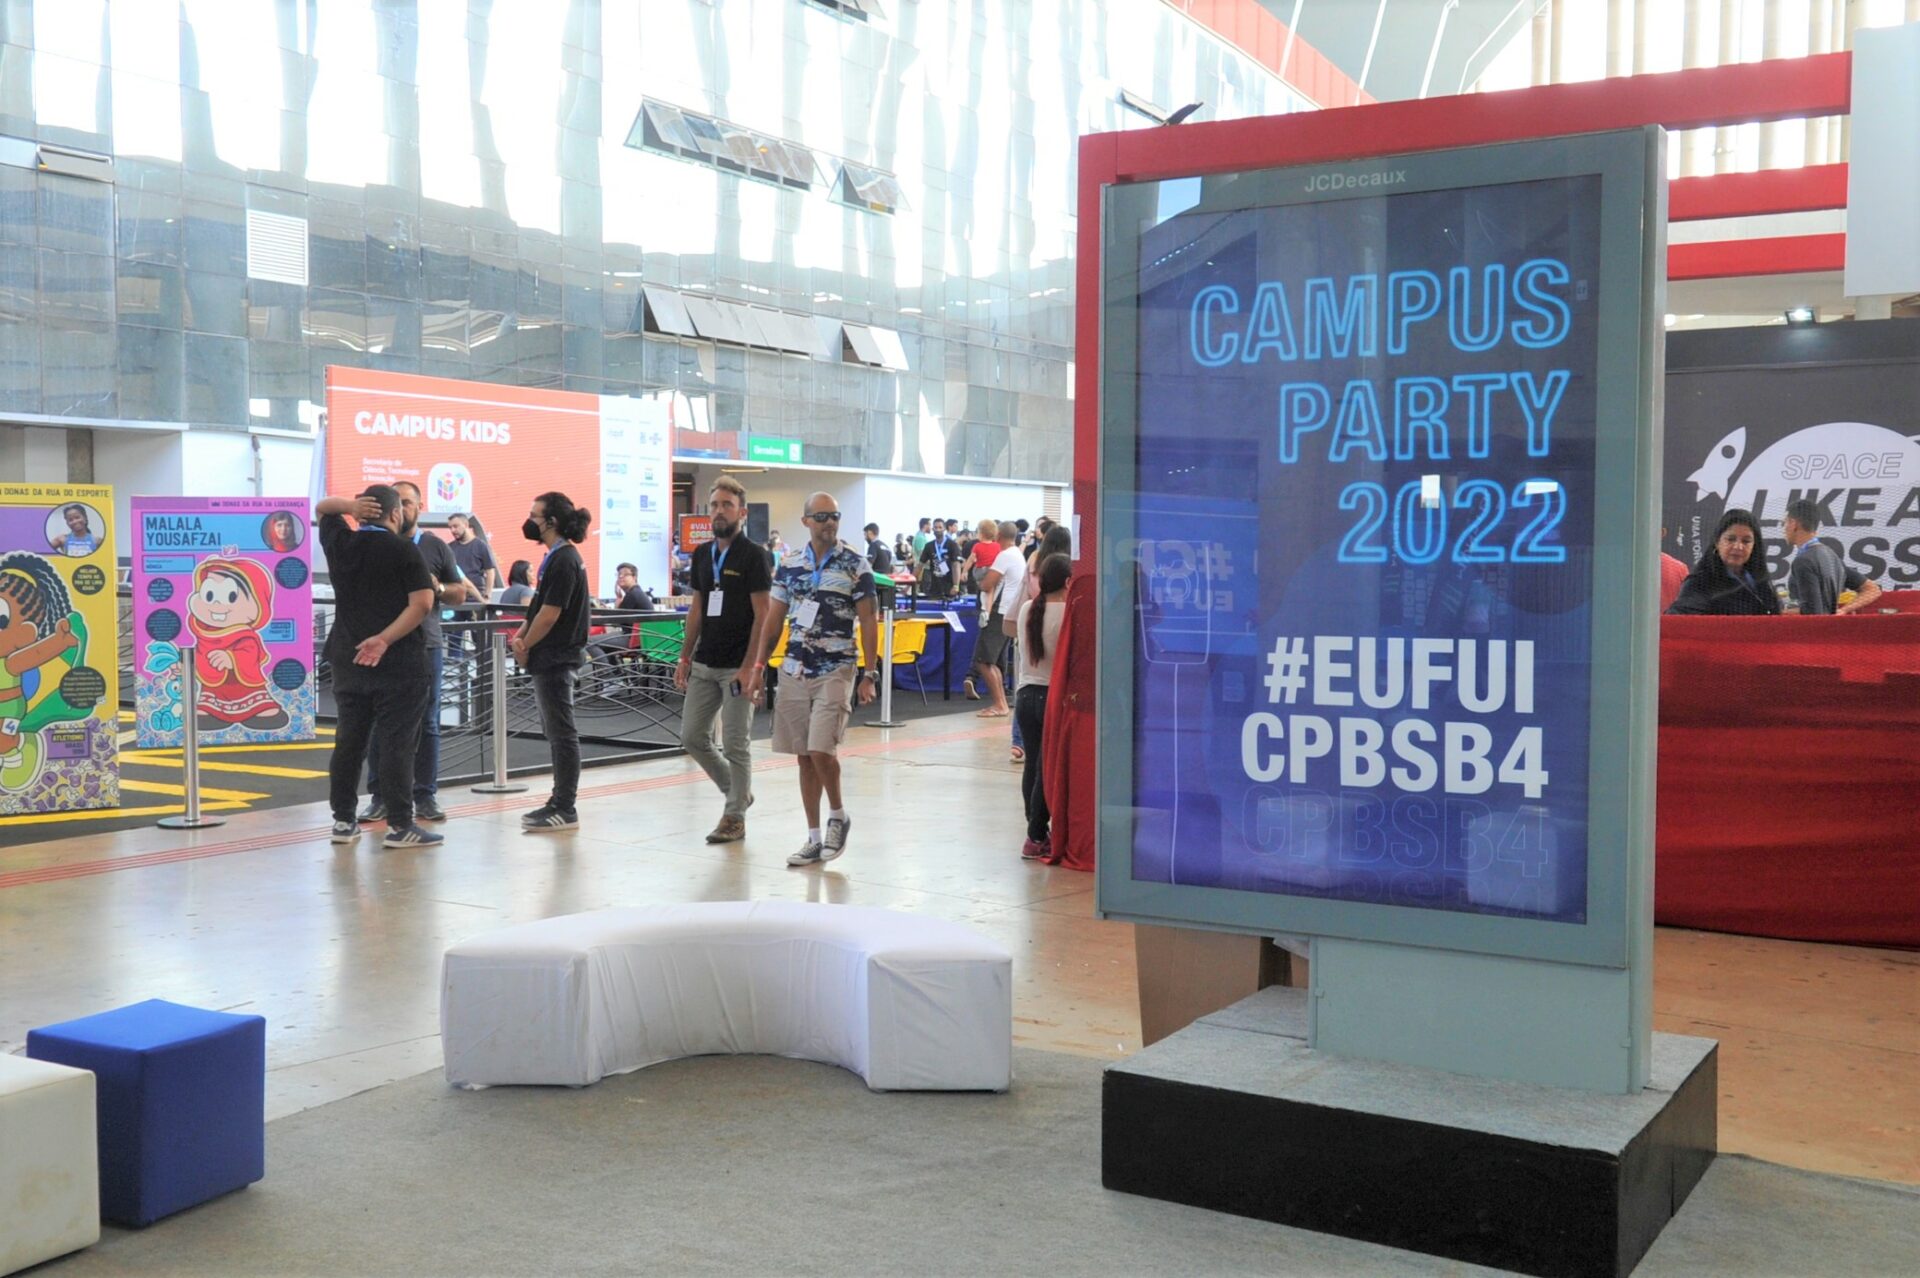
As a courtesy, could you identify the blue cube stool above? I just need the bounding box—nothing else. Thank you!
[27,999,265,1227]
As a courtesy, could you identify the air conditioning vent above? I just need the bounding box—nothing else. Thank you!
[36,143,114,183]
[246,209,309,286]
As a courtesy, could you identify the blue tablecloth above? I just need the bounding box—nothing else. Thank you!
[897,601,980,695]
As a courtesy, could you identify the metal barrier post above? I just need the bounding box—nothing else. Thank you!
[472,629,529,794]
[158,647,226,830]
[865,602,904,728]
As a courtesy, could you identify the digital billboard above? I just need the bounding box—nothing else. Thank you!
[324,368,674,597]
[1098,131,1664,967]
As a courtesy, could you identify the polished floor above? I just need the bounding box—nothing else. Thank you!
[2,715,1914,1186]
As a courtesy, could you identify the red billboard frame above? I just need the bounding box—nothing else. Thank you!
[1068,53,1854,852]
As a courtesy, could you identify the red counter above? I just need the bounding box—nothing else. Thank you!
[1656,609,1920,947]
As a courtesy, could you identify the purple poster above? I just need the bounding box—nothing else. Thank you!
[131,497,315,749]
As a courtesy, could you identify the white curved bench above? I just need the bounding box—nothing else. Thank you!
[440,902,1013,1092]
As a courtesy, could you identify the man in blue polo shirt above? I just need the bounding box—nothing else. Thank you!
[752,492,879,867]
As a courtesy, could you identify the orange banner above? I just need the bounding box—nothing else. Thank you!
[678,514,713,550]
[324,368,605,584]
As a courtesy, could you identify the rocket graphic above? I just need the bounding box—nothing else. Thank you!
[1685,427,1746,501]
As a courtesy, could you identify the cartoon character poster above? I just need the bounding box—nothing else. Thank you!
[131,497,315,749]
[0,483,119,817]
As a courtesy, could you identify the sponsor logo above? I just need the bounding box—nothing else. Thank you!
[1303,169,1408,194]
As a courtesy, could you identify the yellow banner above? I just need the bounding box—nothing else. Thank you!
[0,483,120,818]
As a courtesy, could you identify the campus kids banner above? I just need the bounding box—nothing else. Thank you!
[324,367,673,596]
[0,483,119,817]
[131,497,315,749]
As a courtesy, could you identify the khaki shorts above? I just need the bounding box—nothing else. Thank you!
[771,665,856,756]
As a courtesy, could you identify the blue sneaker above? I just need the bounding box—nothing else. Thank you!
[330,820,359,844]
[383,824,444,849]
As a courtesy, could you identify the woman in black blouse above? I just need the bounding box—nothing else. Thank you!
[1666,509,1779,616]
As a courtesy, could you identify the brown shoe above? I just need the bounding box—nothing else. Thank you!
[705,814,746,844]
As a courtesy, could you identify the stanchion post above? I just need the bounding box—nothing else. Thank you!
[158,646,226,830]
[865,599,904,728]
[472,628,529,794]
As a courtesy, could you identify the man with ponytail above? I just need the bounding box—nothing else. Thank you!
[510,491,593,831]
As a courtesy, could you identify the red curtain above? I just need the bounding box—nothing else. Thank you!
[1655,613,1920,947]
[1041,575,1097,871]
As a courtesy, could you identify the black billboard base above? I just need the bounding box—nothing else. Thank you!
[1102,987,1716,1278]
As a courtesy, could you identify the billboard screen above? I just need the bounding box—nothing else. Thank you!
[324,368,674,597]
[1098,131,1663,966]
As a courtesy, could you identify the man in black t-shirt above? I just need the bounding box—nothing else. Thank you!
[361,482,466,825]
[675,476,772,844]
[613,562,656,616]
[316,486,442,849]
[446,513,498,598]
[862,522,893,574]
[510,491,593,831]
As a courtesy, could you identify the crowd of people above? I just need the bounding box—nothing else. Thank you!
[311,479,1070,867]
[1663,502,1885,617]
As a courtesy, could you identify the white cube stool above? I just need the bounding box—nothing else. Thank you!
[0,1054,100,1275]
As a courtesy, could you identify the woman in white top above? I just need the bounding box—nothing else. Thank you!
[1012,552,1070,860]
[1008,522,1071,763]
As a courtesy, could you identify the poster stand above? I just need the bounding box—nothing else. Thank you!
[157,648,225,830]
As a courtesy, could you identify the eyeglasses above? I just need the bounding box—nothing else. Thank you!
[805,512,842,523]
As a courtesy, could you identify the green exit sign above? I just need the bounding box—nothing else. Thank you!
[746,436,803,464]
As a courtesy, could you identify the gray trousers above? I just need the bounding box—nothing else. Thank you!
[681,660,754,816]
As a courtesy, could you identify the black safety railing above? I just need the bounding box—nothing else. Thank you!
[117,591,688,790]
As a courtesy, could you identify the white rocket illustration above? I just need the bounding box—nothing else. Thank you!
[1686,427,1746,501]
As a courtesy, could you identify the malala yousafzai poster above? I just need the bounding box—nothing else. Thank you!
[0,483,119,817]
[131,497,315,749]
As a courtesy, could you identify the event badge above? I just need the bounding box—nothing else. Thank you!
[707,590,725,616]
[792,598,820,630]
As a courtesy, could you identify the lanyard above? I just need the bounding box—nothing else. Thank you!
[539,544,560,580]
[806,543,826,592]
[711,539,730,584]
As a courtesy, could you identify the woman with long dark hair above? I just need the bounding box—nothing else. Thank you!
[499,559,534,605]
[1012,552,1071,859]
[1007,522,1072,763]
[1667,508,1779,616]
[509,491,594,830]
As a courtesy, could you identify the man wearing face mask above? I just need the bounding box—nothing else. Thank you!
[510,491,593,831]
[676,476,772,843]
[314,486,440,848]
[359,480,467,826]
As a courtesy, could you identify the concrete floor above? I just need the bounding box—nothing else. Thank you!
[2,713,1914,1185]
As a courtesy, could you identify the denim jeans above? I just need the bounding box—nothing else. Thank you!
[681,661,753,816]
[332,665,431,828]
[364,645,443,805]
[1014,683,1050,842]
[531,662,581,811]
